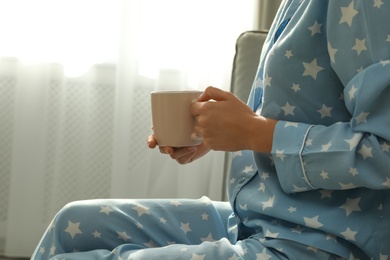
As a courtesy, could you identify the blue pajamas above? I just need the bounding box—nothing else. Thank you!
[32,0,390,259]
[32,198,339,260]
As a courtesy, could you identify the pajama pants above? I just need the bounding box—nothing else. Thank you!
[31,197,341,260]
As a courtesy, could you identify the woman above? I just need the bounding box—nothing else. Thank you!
[32,0,390,259]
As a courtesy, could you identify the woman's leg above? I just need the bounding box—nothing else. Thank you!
[32,196,342,260]
[31,196,234,259]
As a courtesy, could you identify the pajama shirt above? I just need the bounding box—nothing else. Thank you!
[32,0,390,259]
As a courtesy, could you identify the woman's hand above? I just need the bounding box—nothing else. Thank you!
[147,134,210,165]
[191,86,277,153]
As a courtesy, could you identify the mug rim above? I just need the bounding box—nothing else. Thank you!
[151,90,203,94]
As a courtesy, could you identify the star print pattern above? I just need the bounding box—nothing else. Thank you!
[232,0,390,259]
[31,1,390,260]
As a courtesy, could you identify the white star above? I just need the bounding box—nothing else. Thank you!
[302,58,324,80]
[358,144,373,159]
[281,102,296,116]
[285,49,293,59]
[117,231,131,241]
[256,248,272,260]
[382,178,390,188]
[380,59,390,66]
[339,197,362,216]
[345,133,362,150]
[387,34,390,43]
[242,164,254,174]
[264,73,272,87]
[200,233,216,242]
[232,151,242,158]
[170,200,183,206]
[100,206,113,215]
[380,254,389,260]
[65,221,82,239]
[306,138,313,146]
[288,206,297,213]
[49,245,56,256]
[261,172,269,180]
[381,142,390,152]
[328,42,338,63]
[308,20,322,36]
[352,38,367,55]
[317,104,332,118]
[320,170,329,180]
[348,85,357,100]
[340,227,358,241]
[304,215,323,229]
[92,230,101,238]
[291,83,301,92]
[230,177,236,185]
[239,204,248,211]
[262,196,275,210]
[180,222,191,233]
[373,0,384,8]
[160,217,167,224]
[285,122,298,128]
[321,142,332,152]
[265,229,279,238]
[201,212,209,220]
[275,149,286,161]
[258,182,266,192]
[340,1,359,27]
[355,112,369,124]
[349,167,359,176]
[132,204,150,217]
[39,247,45,254]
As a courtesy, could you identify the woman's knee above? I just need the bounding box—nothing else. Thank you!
[52,200,99,231]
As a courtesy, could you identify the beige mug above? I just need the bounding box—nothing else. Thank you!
[151,90,203,147]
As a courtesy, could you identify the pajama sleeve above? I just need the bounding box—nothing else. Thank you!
[272,1,390,193]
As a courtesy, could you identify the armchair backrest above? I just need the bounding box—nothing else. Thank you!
[230,30,268,102]
[222,30,268,200]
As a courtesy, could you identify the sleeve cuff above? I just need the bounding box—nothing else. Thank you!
[271,120,315,193]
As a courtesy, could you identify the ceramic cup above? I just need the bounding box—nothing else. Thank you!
[151,90,203,147]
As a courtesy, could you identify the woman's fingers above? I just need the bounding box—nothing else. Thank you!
[147,134,157,148]
[170,146,197,160]
[197,86,230,102]
[160,146,174,155]
[171,146,197,164]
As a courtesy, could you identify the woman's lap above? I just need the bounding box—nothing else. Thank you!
[31,197,341,260]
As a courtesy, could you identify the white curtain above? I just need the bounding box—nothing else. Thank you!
[0,0,258,257]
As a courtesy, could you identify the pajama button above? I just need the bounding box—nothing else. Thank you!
[238,177,246,184]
